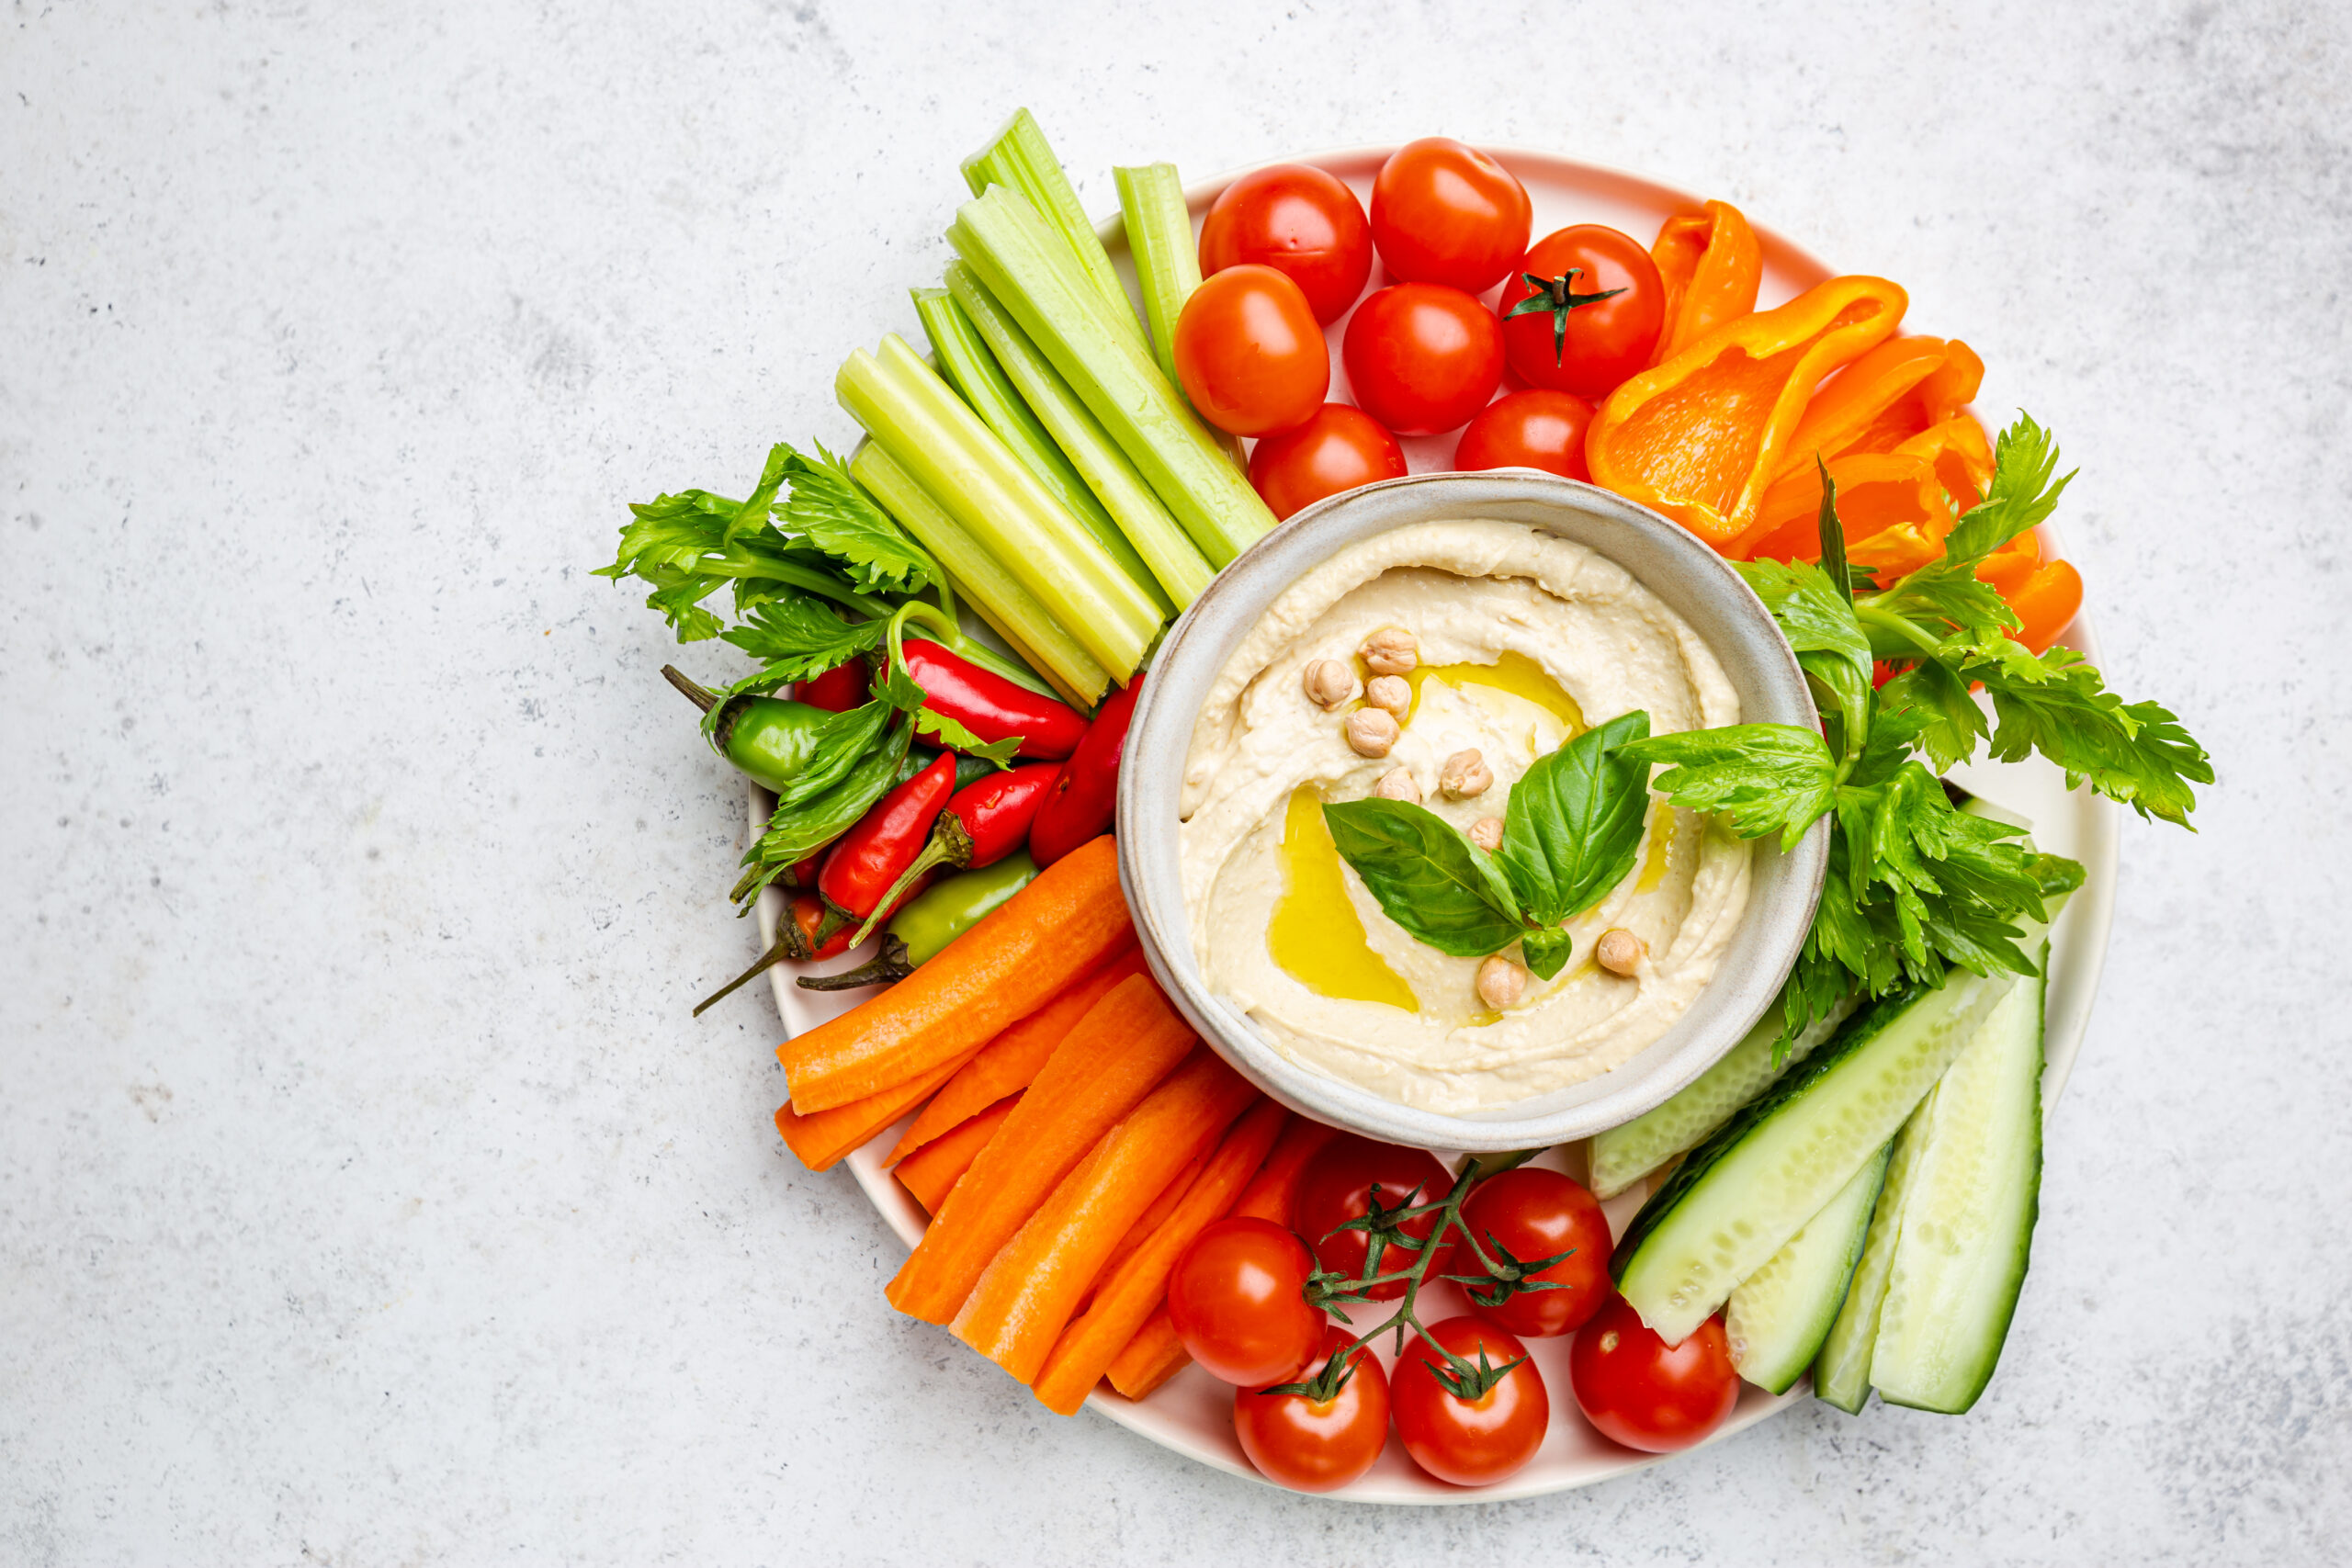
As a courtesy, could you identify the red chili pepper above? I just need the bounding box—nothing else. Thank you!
[1028,673,1144,868]
[796,658,871,714]
[902,639,1088,759]
[848,761,1060,943]
[819,750,959,923]
[690,892,853,1018]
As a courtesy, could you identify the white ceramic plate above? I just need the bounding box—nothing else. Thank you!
[750,146,2119,1502]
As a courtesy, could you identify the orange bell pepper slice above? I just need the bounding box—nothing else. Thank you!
[1772,336,1977,483]
[1975,531,2082,652]
[1744,452,1953,581]
[1648,200,1762,365]
[1586,274,1907,551]
[1893,414,1995,513]
[1827,338,1984,462]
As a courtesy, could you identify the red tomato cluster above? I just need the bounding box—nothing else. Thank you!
[1163,1137,1738,1493]
[1182,137,1669,523]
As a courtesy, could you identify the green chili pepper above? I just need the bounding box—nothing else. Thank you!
[662,665,854,796]
[797,850,1039,990]
[910,746,1002,792]
[730,718,913,909]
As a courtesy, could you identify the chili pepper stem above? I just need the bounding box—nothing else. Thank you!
[694,934,795,1017]
[662,665,718,714]
[796,934,917,992]
[850,815,976,948]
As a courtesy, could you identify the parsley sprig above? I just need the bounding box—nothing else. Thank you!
[1314,415,2209,1058]
[1626,415,2211,1044]
[601,441,1055,910]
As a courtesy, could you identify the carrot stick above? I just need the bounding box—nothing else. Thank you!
[781,836,1129,1113]
[886,972,1196,1324]
[1228,1115,1341,1224]
[773,1040,983,1172]
[894,1094,1021,1213]
[952,1052,1259,1385]
[1033,1100,1290,1415]
[1086,1147,1209,1303]
[1104,1307,1191,1402]
[884,942,1145,1167]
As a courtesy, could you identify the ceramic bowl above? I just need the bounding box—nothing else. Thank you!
[1114,469,1827,1152]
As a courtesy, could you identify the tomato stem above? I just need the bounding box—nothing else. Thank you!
[1283,1147,1545,1404]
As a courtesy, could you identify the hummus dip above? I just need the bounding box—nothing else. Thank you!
[1179,519,1753,1114]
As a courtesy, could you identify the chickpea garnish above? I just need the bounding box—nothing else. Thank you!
[1476,954,1527,1010]
[1373,766,1421,803]
[1364,674,1411,719]
[1302,658,1356,711]
[1440,749,1493,799]
[1596,928,1646,977]
[1360,626,1419,676]
[1344,707,1399,758]
[1467,817,1504,852]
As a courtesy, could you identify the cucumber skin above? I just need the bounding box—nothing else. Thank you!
[1871,950,2047,1415]
[1727,1141,1891,1395]
[1589,1000,1852,1200]
[1611,979,1931,1276]
[1812,1093,1940,1413]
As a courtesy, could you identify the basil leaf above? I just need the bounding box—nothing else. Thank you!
[1322,800,1526,958]
[1498,710,1654,926]
[1521,928,1576,981]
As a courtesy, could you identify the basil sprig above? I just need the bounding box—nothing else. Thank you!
[1322,713,1657,980]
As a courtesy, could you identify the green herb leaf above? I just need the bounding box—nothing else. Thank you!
[1814,457,1854,604]
[766,699,896,810]
[731,718,913,910]
[1736,556,1874,763]
[1620,724,1837,851]
[718,596,888,685]
[1943,413,2073,565]
[1497,711,1653,926]
[1968,648,2211,826]
[1873,659,1985,774]
[772,442,937,596]
[1520,927,1576,981]
[1321,799,1527,958]
[725,444,798,552]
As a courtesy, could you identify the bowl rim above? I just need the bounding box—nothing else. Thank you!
[1115,468,1828,1151]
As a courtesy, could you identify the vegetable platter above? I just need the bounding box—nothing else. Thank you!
[605,118,2202,1503]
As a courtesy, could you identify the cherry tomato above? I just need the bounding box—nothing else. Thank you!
[1172,265,1329,437]
[1391,1316,1550,1486]
[1340,284,1503,437]
[1368,137,1532,295]
[1233,1326,1391,1493]
[1568,1294,1739,1453]
[1200,164,1373,325]
[1453,389,1595,481]
[1167,1217,1324,1387]
[1248,403,1408,521]
[1290,1135,1456,1301]
[1457,1167,1613,1338]
[1497,225,1665,400]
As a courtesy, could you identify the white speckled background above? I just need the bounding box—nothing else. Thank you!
[5,1,2346,1561]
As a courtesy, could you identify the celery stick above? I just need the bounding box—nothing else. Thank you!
[850,444,1107,707]
[836,334,1160,681]
[961,109,1141,348]
[910,287,1174,618]
[949,187,1277,570]
[944,263,1216,610]
[1114,164,1248,475]
[1113,163,1201,387]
